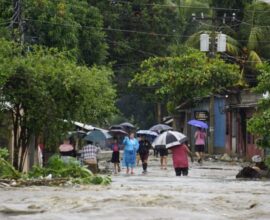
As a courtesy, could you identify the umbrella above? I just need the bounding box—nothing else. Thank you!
[109,125,124,130]
[188,119,208,129]
[120,122,135,129]
[136,130,158,137]
[67,130,87,139]
[152,130,188,149]
[84,130,112,142]
[149,124,173,133]
[109,129,128,136]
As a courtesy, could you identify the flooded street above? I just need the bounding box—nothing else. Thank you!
[0,156,270,220]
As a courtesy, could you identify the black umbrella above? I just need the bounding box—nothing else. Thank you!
[149,124,173,134]
[109,125,124,130]
[152,130,188,149]
[109,129,128,136]
[120,122,135,129]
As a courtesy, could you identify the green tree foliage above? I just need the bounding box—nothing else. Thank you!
[131,48,241,112]
[29,155,112,185]
[248,63,270,149]
[89,0,182,127]
[0,39,116,170]
[0,0,108,66]
[185,1,270,87]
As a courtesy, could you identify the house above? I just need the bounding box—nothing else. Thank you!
[225,89,264,159]
[170,89,264,159]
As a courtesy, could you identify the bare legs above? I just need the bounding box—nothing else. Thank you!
[160,156,167,170]
[136,154,140,166]
[126,167,134,174]
[195,151,204,164]
[114,163,121,174]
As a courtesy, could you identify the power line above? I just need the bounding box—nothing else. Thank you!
[224,53,270,63]
[24,17,270,44]
[235,18,270,28]
[113,0,270,13]
[25,17,180,37]
[106,39,158,56]
[23,0,270,13]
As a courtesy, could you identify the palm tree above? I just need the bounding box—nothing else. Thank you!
[185,1,270,86]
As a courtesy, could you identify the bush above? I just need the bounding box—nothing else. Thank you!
[0,148,9,160]
[28,154,112,185]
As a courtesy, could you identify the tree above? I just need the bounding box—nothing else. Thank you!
[131,47,241,113]
[89,0,182,127]
[0,0,108,66]
[248,63,270,149]
[185,1,270,86]
[0,39,116,170]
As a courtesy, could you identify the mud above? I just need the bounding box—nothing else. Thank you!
[0,156,269,220]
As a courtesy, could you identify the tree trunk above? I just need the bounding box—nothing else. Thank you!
[12,106,20,170]
[157,103,162,123]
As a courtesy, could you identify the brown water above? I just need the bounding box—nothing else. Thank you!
[0,156,270,220]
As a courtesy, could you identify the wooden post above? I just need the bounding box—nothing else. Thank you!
[209,95,214,154]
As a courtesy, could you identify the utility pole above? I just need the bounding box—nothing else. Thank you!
[208,12,216,155]
[12,0,24,44]
[192,9,232,155]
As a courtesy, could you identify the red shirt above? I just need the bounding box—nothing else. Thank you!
[170,144,189,168]
[112,144,119,152]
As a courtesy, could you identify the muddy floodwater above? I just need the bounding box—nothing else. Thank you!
[0,156,270,220]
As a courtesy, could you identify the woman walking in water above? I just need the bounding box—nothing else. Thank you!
[138,136,152,174]
[110,137,121,174]
[123,132,139,174]
[170,143,193,176]
[194,127,206,164]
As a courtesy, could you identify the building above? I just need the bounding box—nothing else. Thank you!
[171,90,264,159]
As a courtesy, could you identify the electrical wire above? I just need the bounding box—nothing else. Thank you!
[224,53,270,63]
[25,18,181,38]
[21,0,270,13]
[24,17,270,44]
[106,39,158,56]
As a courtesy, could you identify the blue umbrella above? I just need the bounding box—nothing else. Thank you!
[188,119,208,129]
[84,129,112,142]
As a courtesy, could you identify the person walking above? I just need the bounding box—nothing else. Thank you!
[110,137,121,174]
[122,132,139,175]
[170,143,193,176]
[59,139,76,163]
[138,136,152,174]
[194,127,206,164]
[159,145,168,170]
[81,140,100,174]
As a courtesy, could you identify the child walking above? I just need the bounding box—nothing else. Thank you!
[170,143,193,176]
[110,137,121,174]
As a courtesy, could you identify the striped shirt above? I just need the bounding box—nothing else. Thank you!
[81,144,100,160]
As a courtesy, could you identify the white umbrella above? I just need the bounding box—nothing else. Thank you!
[136,130,158,136]
[149,124,172,133]
[152,130,188,149]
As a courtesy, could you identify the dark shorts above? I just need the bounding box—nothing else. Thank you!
[140,153,149,162]
[159,148,168,157]
[195,145,205,152]
[175,167,188,176]
[111,151,120,163]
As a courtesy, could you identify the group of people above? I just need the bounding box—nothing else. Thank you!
[110,127,207,177]
[59,139,100,174]
[58,127,207,177]
[110,132,151,175]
